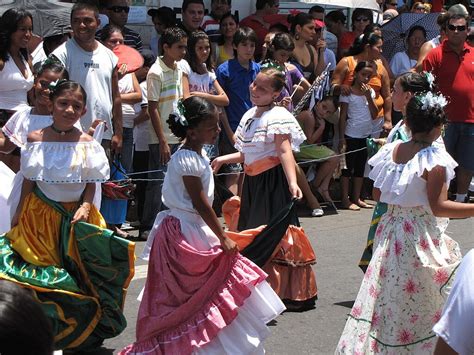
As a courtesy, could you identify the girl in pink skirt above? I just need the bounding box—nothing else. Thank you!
[121,96,285,354]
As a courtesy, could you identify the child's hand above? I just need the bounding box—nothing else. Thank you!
[278,97,292,110]
[211,157,223,174]
[118,63,128,78]
[87,119,105,136]
[289,182,303,200]
[361,83,372,98]
[159,143,171,165]
[338,138,346,154]
[221,236,238,253]
[72,203,90,224]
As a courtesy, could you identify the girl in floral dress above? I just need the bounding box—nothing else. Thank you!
[359,72,432,272]
[336,91,474,354]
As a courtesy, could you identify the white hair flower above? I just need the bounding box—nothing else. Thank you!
[417,91,448,110]
[424,72,435,90]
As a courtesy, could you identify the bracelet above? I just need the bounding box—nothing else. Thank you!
[79,203,91,211]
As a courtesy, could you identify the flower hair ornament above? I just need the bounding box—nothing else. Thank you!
[415,91,448,110]
[422,71,435,90]
[171,100,188,127]
[260,59,285,73]
[48,79,68,93]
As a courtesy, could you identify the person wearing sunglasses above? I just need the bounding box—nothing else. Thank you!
[95,0,143,51]
[423,4,474,204]
[411,1,428,13]
[338,8,373,59]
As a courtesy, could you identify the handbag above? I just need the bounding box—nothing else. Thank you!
[102,156,135,200]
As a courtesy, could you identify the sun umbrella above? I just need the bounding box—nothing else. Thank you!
[381,12,441,61]
[0,0,72,38]
[297,0,381,12]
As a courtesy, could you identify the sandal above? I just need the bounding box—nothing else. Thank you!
[340,202,360,211]
[357,200,373,209]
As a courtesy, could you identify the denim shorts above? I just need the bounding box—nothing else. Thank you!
[443,122,474,172]
[218,131,242,173]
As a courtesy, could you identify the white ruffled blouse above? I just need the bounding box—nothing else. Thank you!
[234,106,306,165]
[21,141,110,202]
[161,149,213,213]
[368,141,458,207]
[2,107,82,148]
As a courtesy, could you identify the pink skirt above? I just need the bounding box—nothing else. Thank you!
[121,209,285,354]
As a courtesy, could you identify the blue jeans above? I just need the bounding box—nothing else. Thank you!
[140,143,179,230]
[444,122,474,172]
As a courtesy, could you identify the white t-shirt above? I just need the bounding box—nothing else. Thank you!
[390,51,417,77]
[118,73,136,129]
[161,149,214,212]
[52,39,118,139]
[178,60,216,93]
[339,90,376,138]
[133,81,150,152]
[433,249,474,355]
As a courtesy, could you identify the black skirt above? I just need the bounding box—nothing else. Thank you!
[238,164,299,231]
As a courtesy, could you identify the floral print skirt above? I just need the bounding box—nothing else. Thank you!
[336,205,462,354]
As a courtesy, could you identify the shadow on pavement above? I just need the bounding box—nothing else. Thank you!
[334,300,355,309]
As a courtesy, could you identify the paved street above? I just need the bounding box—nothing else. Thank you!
[99,205,474,354]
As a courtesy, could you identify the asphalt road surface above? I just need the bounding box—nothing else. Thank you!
[94,205,474,355]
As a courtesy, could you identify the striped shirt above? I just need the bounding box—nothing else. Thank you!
[147,57,183,144]
[96,26,143,51]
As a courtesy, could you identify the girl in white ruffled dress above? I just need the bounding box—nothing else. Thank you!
[212,68,318,311]
[336,92,474,354]
[122,96,285,354]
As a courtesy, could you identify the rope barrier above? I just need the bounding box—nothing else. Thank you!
[107,145,370,183]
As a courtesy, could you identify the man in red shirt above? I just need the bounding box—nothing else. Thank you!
[423,5,474,203]
[240,0,280,61]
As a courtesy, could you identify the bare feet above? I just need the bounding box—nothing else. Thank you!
[356,199,373,209]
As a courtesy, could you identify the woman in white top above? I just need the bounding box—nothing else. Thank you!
[0,80,134,351]
[0,8,34,118]
[390,25,427,77]
[0,8,35,171]
[336,92,474,354]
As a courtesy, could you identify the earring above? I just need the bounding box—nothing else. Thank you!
[294,33,300,40]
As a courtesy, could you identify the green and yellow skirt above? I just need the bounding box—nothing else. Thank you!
[0,188,135,351]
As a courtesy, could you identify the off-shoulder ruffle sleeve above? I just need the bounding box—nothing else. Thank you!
[235,106,306,153]
[172,149,208,177]
[368,141,458,196]
[21,140,109,183]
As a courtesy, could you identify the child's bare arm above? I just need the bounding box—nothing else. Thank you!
[148,101,171,165]
[183,175,238,253]
[0,130,16,153]
[427,165,474,218]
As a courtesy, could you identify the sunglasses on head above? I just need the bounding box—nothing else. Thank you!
[108,6,130,13]
[355,17,370,22]
[447,24,467,32]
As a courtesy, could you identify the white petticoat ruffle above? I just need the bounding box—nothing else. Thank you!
[368,141,457,197]
[235,106,306,153]
[21,141,110,183]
